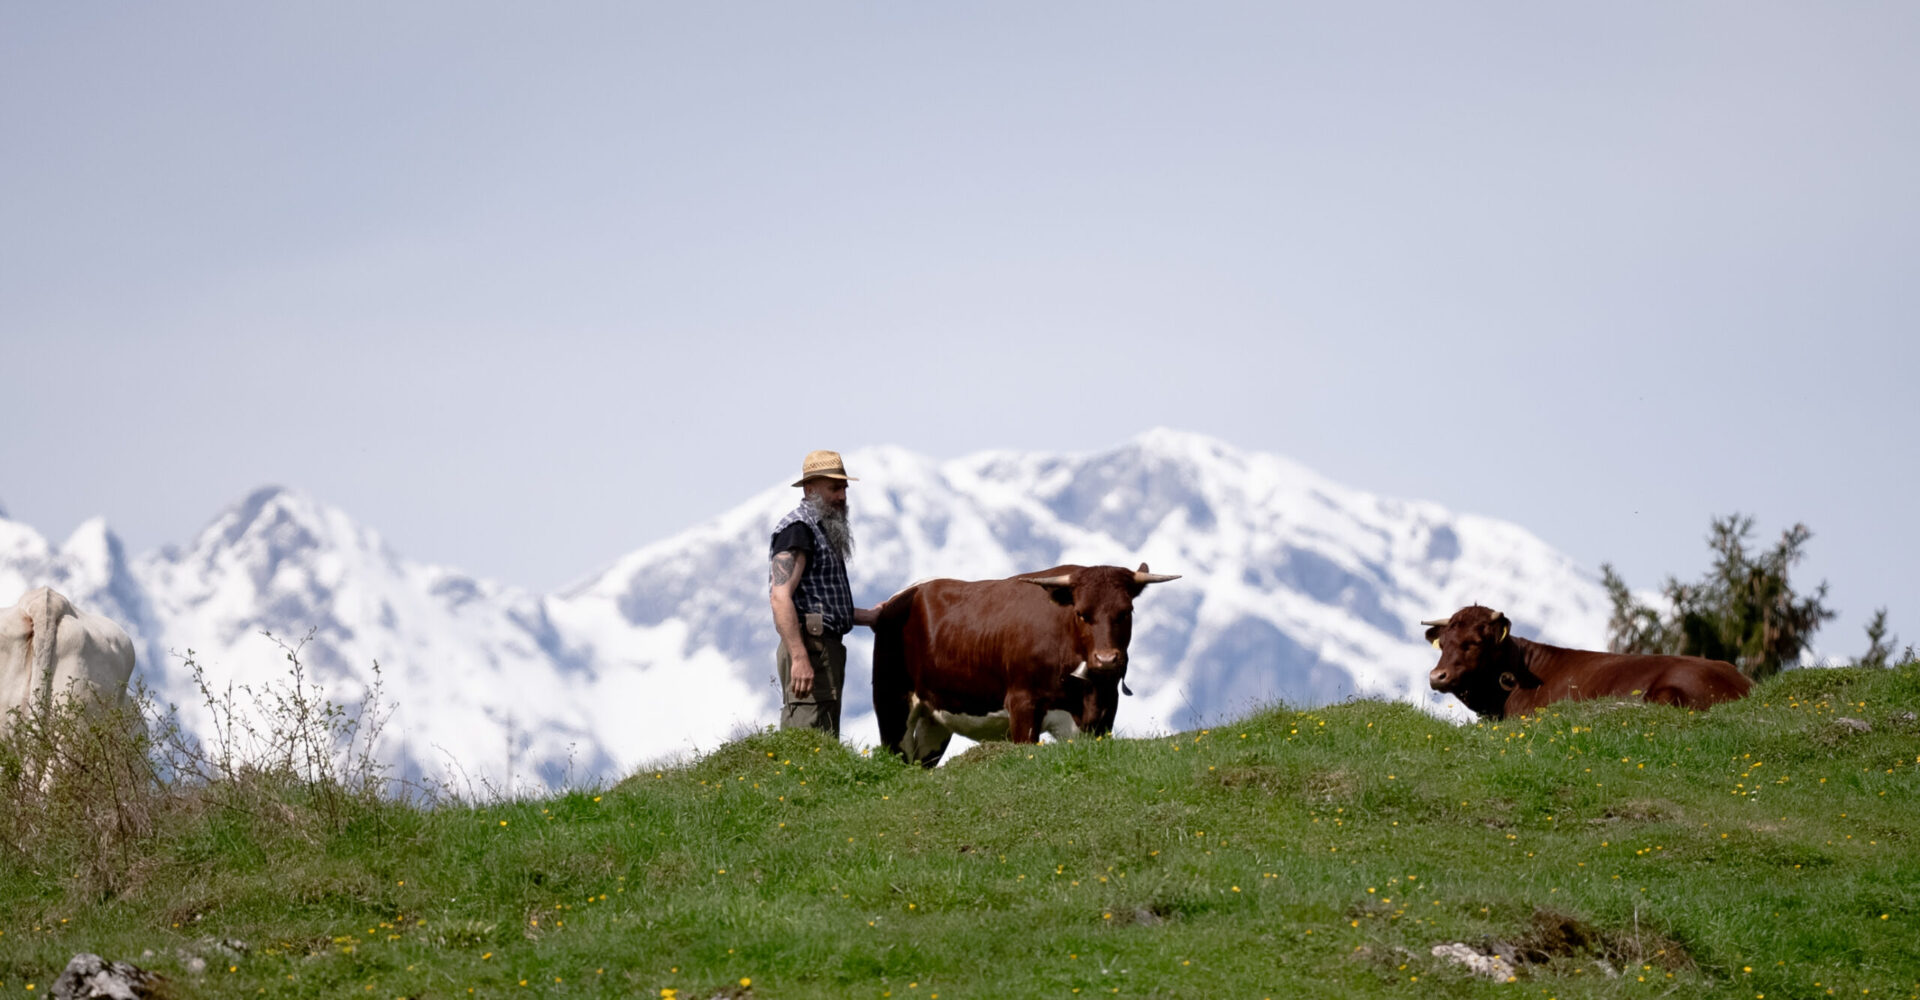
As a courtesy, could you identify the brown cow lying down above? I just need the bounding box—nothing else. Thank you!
[872,564,1178,767]
[1422,605,1751,719]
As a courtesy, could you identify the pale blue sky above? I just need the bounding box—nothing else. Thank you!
[3,3,1915,654]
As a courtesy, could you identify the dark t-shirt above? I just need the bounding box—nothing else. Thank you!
[771,522,815,559]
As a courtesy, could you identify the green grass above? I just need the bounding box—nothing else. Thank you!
[2,663,1917,999]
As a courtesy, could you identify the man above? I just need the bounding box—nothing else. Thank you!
[769,449,878,735]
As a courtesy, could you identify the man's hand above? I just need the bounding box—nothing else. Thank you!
[853,606,878,628]
[789,653,814,698]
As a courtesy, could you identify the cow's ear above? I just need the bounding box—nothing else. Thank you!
[1492,615,1511,643]
[1424,624,1445,647]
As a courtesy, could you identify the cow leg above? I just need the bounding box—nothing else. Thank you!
[1080,679,1119,737]
[876,686,913,762]
[871,622,913,759]
[1005,690,1041,743]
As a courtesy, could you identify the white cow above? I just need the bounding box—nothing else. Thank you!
[0,586,137,737]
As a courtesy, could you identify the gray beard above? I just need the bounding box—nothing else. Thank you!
[802,497,854,559]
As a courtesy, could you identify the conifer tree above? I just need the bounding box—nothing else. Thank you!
[1603,514,1836,680]
[1859,608,1896,670]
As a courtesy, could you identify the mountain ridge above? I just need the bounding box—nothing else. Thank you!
[0,429,1607,790]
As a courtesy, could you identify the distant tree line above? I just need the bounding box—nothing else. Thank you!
[1603,514,1901,680]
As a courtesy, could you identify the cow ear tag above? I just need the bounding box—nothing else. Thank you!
[1497,625,1509,642]
[1430,638,1442,649]
[1498,671,1518,692]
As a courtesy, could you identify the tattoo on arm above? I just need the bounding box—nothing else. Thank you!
[770,551,797,586]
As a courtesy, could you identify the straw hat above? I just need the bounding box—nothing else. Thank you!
[792,449,859,487]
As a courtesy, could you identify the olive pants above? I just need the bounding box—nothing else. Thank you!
[775,627,846,736]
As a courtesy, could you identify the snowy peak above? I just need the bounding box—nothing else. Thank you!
[964,430,1341,561]
[61,517,125,565]
[0,511,148,640]
[55,517,149,638]
[185,485,392,573]
[0,514,55,592]
[137,487,386,662]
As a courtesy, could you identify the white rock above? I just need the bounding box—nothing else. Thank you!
[50,954,159,1000]
[1431,942,1517,981]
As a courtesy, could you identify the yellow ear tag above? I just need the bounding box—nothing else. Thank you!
[1497,626,1509,642]
[1430,638,1442,649]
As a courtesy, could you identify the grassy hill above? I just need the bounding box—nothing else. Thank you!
[2,663,1916,999]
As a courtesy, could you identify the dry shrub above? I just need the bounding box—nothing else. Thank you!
[0,687,169,897]
[172,631,398,828]
[0,630,401,900]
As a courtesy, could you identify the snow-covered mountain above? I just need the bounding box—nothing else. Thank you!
[0,430,1608,790]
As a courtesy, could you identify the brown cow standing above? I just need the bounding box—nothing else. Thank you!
[872,564,1178,766]
[1423,605,1751,719]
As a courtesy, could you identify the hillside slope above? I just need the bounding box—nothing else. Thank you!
[0,665,1913,998]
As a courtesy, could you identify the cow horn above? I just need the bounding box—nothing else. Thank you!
[1420,618,1451,627]
[1133,571,1181,584]
[1025,574,1073,587]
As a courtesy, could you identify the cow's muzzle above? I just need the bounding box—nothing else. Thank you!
[1070,653,1134,696]
[1428,666,1456,691]
[1071,650,1128,678]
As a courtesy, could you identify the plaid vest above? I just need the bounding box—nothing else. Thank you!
[772,504,856,635]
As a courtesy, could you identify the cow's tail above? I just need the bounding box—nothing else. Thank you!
[870,583,921,758]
